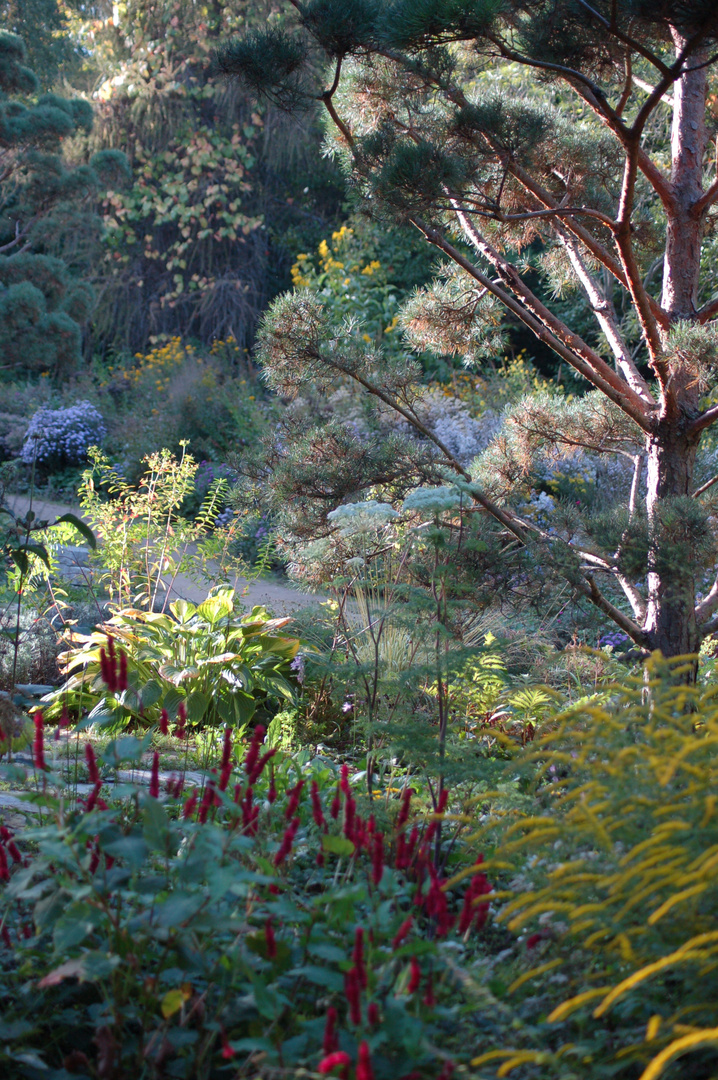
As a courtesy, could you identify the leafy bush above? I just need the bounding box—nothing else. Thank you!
[21,401,106,470]
[79,446,231,610]
[48,589,301,733]
[0,719,487,1078]
[475,658,718,1080]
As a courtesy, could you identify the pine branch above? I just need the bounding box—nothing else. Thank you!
[571,0,671,77]
[693,176,718,217]
[697,295,718,323]
[446,206,655,430]
[581,573,650,647]
[555,227,653,403]
[687,403,718,436]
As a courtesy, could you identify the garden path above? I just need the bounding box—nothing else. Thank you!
[5,494,319,614]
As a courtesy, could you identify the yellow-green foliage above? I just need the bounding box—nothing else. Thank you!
[474,656,718,1080]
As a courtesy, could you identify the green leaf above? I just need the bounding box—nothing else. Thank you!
[161,989,187,1019]
[322,834,355,857]
[54,514,97,549]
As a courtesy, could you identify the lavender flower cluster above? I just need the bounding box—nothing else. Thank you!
[21,401,106,467]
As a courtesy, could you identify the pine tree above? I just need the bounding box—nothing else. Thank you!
[0,30,125,379]
[219,1,718,670]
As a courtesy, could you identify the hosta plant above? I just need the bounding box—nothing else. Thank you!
[46,588,301,732]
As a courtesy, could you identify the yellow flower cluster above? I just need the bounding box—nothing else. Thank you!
[289,226,384,290]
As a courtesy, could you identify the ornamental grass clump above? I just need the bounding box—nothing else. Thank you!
[474,655,718,1080]
[0,713,489,1078]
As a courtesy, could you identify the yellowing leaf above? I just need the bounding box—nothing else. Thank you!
[161,989,186,1019]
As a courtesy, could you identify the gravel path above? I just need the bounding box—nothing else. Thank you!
[6,494,320,615]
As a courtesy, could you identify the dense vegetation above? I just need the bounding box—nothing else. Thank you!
[1,3,718,1079]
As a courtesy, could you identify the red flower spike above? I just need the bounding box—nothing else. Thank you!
[85,742,100,784]
[85,781,103,813]
[0,846,9,882]
[406,825,419,863]
[311,780,326,828]
[249,747,276,785]
[6,839,21,864]
[339,763,350,796]
[316,850,325,867]
[233,783,243,805]
[32,711,46,772]
[99,647,110,688]
[198,781,215,823]
[396,833,407,870]
[437,1063,455,1079]
[220,1027,235,1060]
[422,972,435,1008]
[0,925,11,949]
[330,784,341,819]
[176,701,187,740]
[352,927,366,989]
[343,792,356,842]
[220,726,232,772]
[371,832,384,886]
[243,724,266,777]
[318,1051,351,1075]
[118,650,128,692]
[367,1001,380,1028]
[397,787,412,829]
[159,709,169,736]
[273,816,300,866]
[407,956,421,994]
[344,966,362,1025]
[526,933,542,950]
[264,917,277,960]
[22,923,32,939]
[183,789,198,819]
[284,778,305,821]
[149,751,160,798]
[322,1005,338,1055]
[60,705,70,729]
[392,915,413,950]
[356,1041,375,1080]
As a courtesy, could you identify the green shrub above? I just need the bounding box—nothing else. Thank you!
[47,589,301,732]
[0,720,487,1079]
[474,656,718,1080]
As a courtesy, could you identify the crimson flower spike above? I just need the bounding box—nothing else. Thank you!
[322,1006,338,1055]
[85,742,100,784]
[371,832,384,886]
[344,966,361,1025]
[397,786,412,829]
[284,778,305,821]
[264,917,277,960]
[159,709,169,736]
[32,711,46,772]
[149,751,160,798]
[219,726,233,792]
[407,956,421,994]
[356,1040,375,1080]
[311,780,326,828]
[352,926,367,989]
[176,700,187,740]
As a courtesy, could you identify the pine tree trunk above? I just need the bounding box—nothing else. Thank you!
[644,428,700,663]
[645,30,708,674]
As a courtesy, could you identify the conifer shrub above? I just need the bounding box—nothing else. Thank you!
[474,656,718,1080]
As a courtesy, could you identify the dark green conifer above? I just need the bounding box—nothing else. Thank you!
[0,31,125,379]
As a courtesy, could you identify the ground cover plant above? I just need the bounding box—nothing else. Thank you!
[0,709,489,1080]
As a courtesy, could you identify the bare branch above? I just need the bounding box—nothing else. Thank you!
[581,573,650,647]
[694,474,718,498]
[697,295,718,323]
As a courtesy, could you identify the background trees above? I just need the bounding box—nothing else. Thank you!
[219,1,718,665]
[0,30,125,380]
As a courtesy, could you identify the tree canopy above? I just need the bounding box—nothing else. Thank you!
[219,0,718,670]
